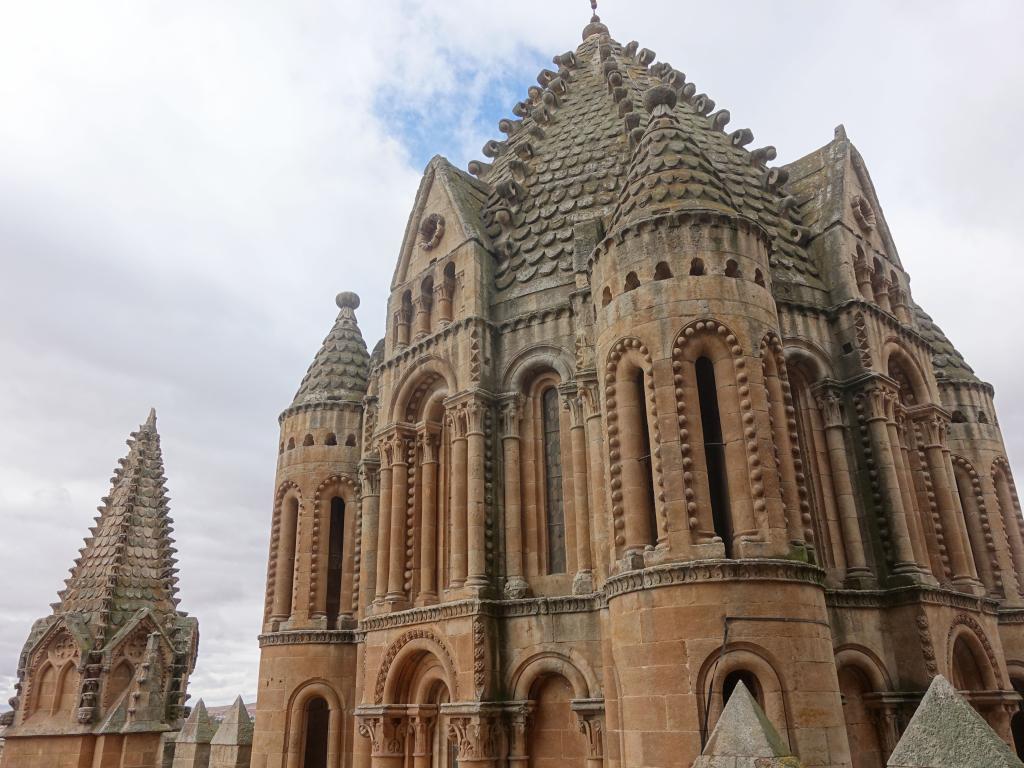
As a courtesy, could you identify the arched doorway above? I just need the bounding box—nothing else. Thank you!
[303,697,329,768]
[838,666,883,768]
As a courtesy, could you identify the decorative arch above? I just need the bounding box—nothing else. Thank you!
[951,455,1000,594]
[882,341,932,405]
[696,642,790,746]
[605,336,663,553]
[267,481,303,621]
[834,645,893,692]
[284,679,345,768]
[502,343,575,393]
[390,356,458,422]
[783,340,835,383]
[947,614,1000,690]
[509,650,597,701]
[309,474,361,621]
[376,629,459,704]
[672,320,759,552]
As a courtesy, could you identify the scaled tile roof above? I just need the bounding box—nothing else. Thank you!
[290,291,370,409]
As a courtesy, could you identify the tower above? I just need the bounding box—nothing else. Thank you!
[0,410,198,768]
[253,292,370,767]
[251,6,1024,768]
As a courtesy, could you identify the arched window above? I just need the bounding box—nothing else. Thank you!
[951,636,986,692]
[754,268,766,287]
[723,669,761,707]
[542,387,567,574]
[55,664,78,716]
[838,666,884,768]
[287,437,295,450]
[32,663,56,717]
[274,494,300,620]
[696,357,732,557]
[978,411,989,424]
[725,259,741,278]
[303,697,330,768]
[345,433,357,447]
[632,369,659,548]
[601,286,612,307]
[654,261,672,280]
[624,271,640,292]
[324,432,338,446]
[325,497,345,624]
[303,434,315,447]
[1011,678,1024,760]
[104,660,133,709]
[690,258,705,276]
[951,410,967,423]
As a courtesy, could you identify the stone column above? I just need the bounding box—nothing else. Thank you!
[875,276,893,313]
[358,461,381,616]
[387,433,411,605]
[854,257,874,302]
[374,446,394,605]
[765,359,805,549]
[564,387,594,594]
[448,406,469,588]
[357,708,409,768]
[582,382,609,579]
[506,702,532,768]
[888,402,932,574]
[572,699,605,768]
[815,388,872,584]
[413,295,432,338]
[991,468,1024,597]
[466,399,489,589]
[500,396,528,599]
[417,430,439,605]
[395,307,411,348]
[858,384,919,576]
[915,409,981,591]
[408,708,436,768]
[434,281,452,327]
[271,494,299,622]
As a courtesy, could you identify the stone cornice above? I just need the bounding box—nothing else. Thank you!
[258,629,361,647]
[826,585,1000,615]
[997,609,1024,625]
[604,559,825,599]
[278,397,364,424]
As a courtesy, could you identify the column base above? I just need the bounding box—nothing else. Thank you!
[952,576,987,596]
[842,568,878,589]
[414,593,438,608]
[384,593,410,611]
[885,567,929,588]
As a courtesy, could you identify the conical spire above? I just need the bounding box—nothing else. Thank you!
[57,409,181,630]
[211,696,254,746]
[609,84,737,235]
[290,292,370,410]
[887,675,1023,767]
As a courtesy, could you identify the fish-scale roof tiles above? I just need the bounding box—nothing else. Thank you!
[473,18,821,297]
[58,409,181,627]
[291,291,370,408]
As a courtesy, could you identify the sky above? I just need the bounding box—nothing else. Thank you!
[1,0,1022,707]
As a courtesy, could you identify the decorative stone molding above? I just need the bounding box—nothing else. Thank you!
[258,630,360,647]
[826,585,999,614]
[472,616,487,699]
[916,610,939,675]
[443,704,505,762]
[948,613,1001,682]
[358,595,606,633]
[605,559,824,599]
[418,213,445,250]
[851,195,877,231]
[571,698,605,760]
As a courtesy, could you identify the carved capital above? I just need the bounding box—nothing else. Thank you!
[858,384,891,423]
[447,713,504,761]
[815,390,846,430]
[465,400,486,435]
[356,709,409,757]
[572,699,605,759]
[418,429,440,464]
[359,463,381,496]
[561,385,586,428]
[498,395,523,438]
[446,404,468,439]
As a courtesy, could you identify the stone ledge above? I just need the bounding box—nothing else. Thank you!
[605,559,824,599]
[826,585,1000,614]
[257,629,361,647]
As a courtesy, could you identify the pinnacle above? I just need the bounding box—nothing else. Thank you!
[289,292,371,411]
[211,696,254,746]
[55,411,182,632]
[699,681,793,759]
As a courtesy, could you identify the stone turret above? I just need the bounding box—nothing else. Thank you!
[0,410,198,768]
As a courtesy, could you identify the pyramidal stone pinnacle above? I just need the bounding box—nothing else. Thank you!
[57,409,181,629]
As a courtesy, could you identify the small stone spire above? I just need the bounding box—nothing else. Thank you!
[289,292,370,411]
[57,409,181,634]
[887,675,1023,767]
[608,84,737,234]
[694,681,799,766]
[582,0,609,39]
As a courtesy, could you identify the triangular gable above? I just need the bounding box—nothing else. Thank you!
[100,607,173,665]
[391,155,491,290]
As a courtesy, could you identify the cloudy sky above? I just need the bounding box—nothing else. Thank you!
[1,0,1022,707]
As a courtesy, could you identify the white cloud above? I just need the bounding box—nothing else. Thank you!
[0,0,1022,706]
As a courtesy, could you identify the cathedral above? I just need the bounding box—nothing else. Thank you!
[5,5,1024,768]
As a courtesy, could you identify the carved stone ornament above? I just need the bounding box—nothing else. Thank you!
[418,213,445,250]
[851,194,877,231]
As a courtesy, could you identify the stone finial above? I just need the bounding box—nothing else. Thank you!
[693,682,802,767]
[211,697,253,747]
[887,675,1023,767]
[177,699,216,744]
[582,0,608,39]
[336,291,360,311]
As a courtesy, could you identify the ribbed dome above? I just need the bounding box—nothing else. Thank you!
[608,84,737,233]
[291,292,370,408]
